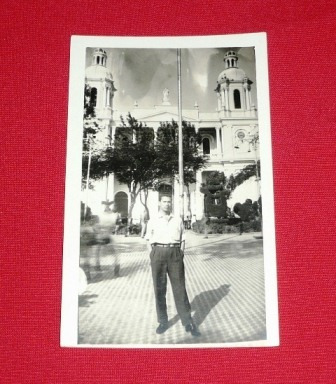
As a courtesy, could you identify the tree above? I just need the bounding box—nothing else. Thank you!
[200,171,231,219]
[83,84,95,119]
[83,84,101,142]
[85,115,207,222]
[82,84,104,190]
[232,160,261,189]
[155,120,206,215]
[233,199,257,222]
[113,115,160,222]
[230,132,260,190]
[229,142,262,220]
[87,114,162,223]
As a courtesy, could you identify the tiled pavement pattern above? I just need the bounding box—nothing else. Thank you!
[78,232,265,346]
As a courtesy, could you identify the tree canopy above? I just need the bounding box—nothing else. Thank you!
[229,161,261,190]
[83,113,207,221]
[200,171,231,218]
[82,84,103,190]
[155,120,206,186]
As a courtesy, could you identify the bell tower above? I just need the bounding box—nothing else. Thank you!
[224,50,238,69]
[214,49,259,168]
[92,48,107,67]
[84,49,118,210]
[85,48,117,146]
[215,50,256,118]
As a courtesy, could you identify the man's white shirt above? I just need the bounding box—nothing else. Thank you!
[145,213,185,245]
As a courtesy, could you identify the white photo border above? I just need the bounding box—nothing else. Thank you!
[61,33,279,348]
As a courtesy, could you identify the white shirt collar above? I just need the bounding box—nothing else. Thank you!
[158,212,173,219]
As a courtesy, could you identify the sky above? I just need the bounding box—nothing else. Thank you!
[85,46,257,114]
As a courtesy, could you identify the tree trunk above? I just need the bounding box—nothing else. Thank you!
[126,183,139,235]
[186,184,191,217]
[139,188,150,220]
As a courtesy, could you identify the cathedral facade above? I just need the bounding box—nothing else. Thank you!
[84,48,260,221]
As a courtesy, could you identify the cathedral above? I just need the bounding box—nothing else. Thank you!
[84,48,260,222]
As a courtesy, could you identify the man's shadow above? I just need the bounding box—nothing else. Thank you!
[168,284,231,328]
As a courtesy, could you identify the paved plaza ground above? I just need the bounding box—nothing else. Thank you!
[78,231,265,346]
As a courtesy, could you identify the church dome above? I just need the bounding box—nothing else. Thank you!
[217,67,247,83]
[217,50,248,83]
[85,48,113,81]
[85,65,114,81]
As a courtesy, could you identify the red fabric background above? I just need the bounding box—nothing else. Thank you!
[1,1,335,382]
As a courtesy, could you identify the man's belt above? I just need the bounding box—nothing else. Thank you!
[153,243,180,248]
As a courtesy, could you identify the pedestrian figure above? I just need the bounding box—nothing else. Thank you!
[97,205,121,277]
[80,215,101,280]
[100,206,121,235]
[140,208,149,238]
[145,195,201,337]
[184,211,191,230]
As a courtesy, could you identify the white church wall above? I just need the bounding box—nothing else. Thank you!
[227,176,260,209]
[82,179,109,216]
[130,189,161,222]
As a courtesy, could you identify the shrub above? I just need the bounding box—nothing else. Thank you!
[192,220,206,234]
[244,219,262,232]
[192,218,261,234]
[128,223,141,235]
[233,198,261,222]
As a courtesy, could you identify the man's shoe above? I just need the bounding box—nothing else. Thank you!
[156,323,169,334]
[185,323,201,337]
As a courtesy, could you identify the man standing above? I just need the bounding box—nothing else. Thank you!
[146,195,201,337]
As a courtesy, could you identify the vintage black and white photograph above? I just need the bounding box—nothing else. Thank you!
[61,34,278,348]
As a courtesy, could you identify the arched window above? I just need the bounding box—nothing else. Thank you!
[231,58,234,67]
[90,88,97,107]
[203,138,210,155]
[114,191,128,219]
[234,89,241,109]
[97,56,100,65]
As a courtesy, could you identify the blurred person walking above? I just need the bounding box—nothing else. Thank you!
[140,208,149,238]
[80,215,101,280]
[97,205,121,276]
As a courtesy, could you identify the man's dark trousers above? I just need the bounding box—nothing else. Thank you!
[150,246,192,326]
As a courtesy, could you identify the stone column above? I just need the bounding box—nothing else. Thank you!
[110,173,115,202]
[195,171,203,220]
[106,87,110,107]
[100,82,105,109]
[104,172,115,203]
[224,86,229,111]
[221,126,226,156]
[217,93,222,110]
[216,127,221,158]
[221,89,225,106]
[248,90,252,109]
[245,88,251,110]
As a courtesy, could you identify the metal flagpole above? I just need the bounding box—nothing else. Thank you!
[84,135,92,222]
[177,48,184,221]
[105,176,109,201]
